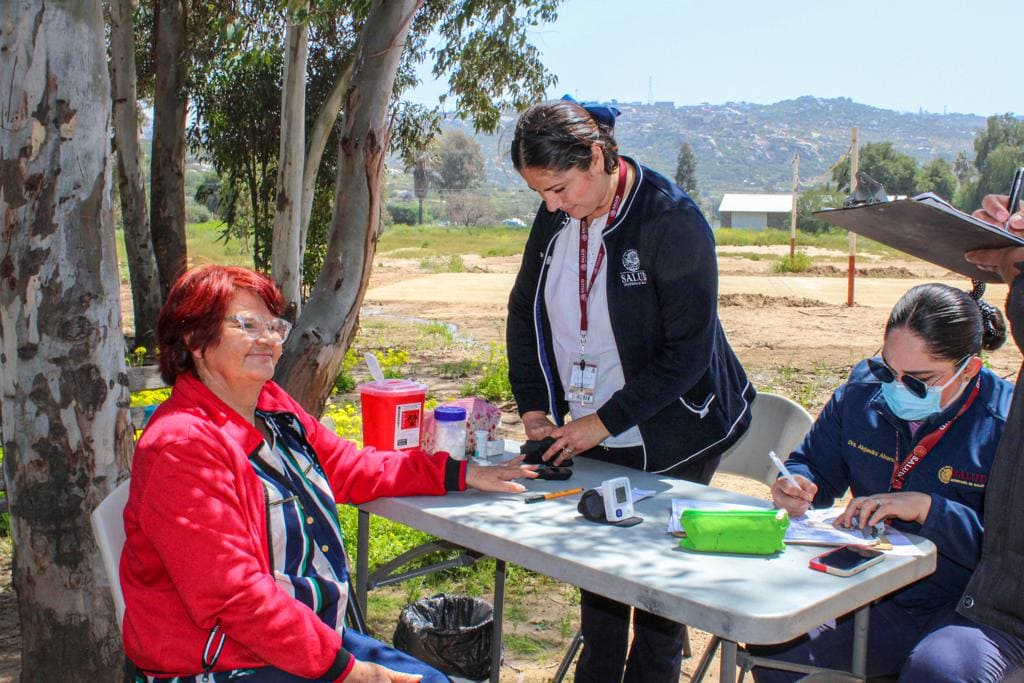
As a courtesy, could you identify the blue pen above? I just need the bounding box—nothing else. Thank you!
[1006,167,1024,230]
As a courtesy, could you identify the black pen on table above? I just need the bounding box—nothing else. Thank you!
[524,487,583,504]
[1006,166,1024,230]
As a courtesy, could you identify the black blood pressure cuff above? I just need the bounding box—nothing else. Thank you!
[577,489,643,527]
[577,489,606,521]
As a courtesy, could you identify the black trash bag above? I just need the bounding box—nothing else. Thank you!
[393,594,494,680]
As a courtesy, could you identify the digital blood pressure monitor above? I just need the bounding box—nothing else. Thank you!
[601,477,634,521]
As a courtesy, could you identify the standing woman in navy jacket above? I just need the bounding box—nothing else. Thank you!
[755,283,1024,682]
[506,98,754,682]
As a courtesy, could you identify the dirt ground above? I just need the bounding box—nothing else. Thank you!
[1,244,1020,682]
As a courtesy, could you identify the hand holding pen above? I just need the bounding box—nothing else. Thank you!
[972,167,1024,235]
[768,450,817,516]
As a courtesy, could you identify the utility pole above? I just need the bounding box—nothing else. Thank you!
[790,154,799,258]
[847,127,859,307]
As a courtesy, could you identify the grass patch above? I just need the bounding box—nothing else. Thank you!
[714,227,899,256]
[381,225,528,259]
[115,221,252,286]
[419,255,466,273]
[420,321,455,344]
[439,360,480,379]
[772,252,813,273]
[504,633,546,656]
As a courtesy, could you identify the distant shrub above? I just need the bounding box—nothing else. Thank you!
[185,203,212,224]
[773,252,813,273]
[387,204,419,225]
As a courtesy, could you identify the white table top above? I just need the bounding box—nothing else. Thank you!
[359,451,937,645]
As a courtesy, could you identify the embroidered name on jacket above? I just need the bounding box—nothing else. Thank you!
[619,248,648,286]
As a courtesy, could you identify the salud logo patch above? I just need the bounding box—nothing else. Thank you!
[619,248,647,286]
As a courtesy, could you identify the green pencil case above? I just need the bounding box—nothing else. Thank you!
[679,509,789,555]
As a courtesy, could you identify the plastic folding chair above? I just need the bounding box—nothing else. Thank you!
[689,392,813,683]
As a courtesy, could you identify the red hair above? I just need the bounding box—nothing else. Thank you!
[157,265,285,384]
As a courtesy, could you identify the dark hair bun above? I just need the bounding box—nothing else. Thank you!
[970,280,1007,351]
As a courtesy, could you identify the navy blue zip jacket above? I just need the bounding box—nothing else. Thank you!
[786,360,1013,613]
[506,160,754,475]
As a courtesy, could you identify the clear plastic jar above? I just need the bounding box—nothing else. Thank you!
[433,405,467,460]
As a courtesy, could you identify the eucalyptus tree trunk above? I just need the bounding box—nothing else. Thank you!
[109,0,163,348]
[0,1,133,679]
[299,46,357,262]
[276,0,423,414]
[271,1,309,319]
[149,0,188,295]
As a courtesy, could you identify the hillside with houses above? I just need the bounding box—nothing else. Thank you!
[439,96,990,210]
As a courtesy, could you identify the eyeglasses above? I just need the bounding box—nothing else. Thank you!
[866,355,970,399]
[225,313,292,342]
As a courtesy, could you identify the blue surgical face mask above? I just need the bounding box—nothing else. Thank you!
[880,361,970,421]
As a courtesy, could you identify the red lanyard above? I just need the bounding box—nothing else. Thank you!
[889,376,981,490]
[578,162,628,347]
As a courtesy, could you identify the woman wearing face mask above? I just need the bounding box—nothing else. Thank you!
[753,282,1024,682]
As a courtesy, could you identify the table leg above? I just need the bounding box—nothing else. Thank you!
[491,559,505,683]
[851,605,870,678]
[356,509,370,617]
[719,639,737,683]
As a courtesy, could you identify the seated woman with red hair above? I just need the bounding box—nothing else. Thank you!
[121,265,535,682]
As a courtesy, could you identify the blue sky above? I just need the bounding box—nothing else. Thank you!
[410,0,1023,116]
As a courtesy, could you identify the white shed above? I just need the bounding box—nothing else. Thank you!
[718,193,793,231]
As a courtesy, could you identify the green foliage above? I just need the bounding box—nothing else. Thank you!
[772,252,813,273]
[434,130,484,192]
[189,47,283,273]
[419,255,466,273]
[387,204,421,226]
[331,349,361,396]
[916,157,958,200]
[832,141,919,196]
[426,1,559,134]
[125,346,149,367]
[796,186,846,234]
[462,345,513,402]
[674,142,698,196]
[973,114,1024,172]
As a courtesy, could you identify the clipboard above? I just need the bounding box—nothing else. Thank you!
[812,193,1024,283]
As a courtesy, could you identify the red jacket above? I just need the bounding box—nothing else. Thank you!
[121,373,465,679]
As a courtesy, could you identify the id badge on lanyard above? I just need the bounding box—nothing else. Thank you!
[565,163,627,407]
[567,361,598,405]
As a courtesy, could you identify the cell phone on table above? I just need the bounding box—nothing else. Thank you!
[809,545,885,576]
